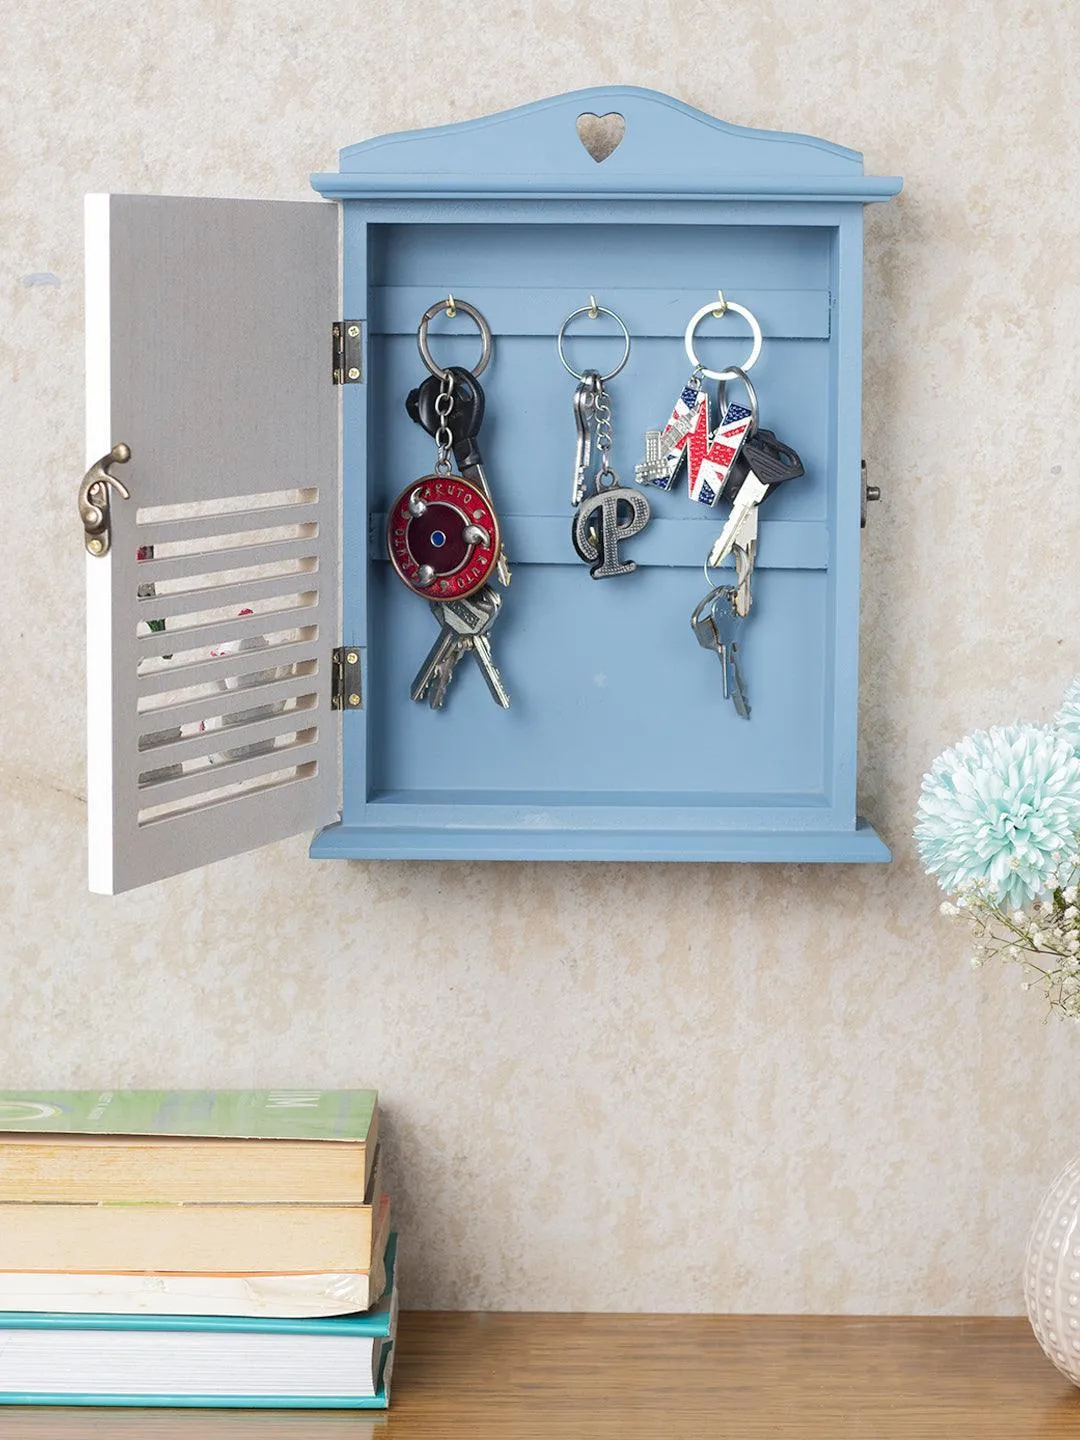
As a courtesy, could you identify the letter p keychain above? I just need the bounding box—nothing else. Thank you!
[557,300,651,579]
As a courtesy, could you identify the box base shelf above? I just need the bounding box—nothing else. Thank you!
[309,817,890,863]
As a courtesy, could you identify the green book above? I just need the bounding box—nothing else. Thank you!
[0,1090,379,1204]
[0,1089,376,1141]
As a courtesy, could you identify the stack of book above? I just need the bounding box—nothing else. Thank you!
[0,1089,396,1408]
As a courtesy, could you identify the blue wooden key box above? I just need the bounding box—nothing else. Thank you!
[83,88,901,892]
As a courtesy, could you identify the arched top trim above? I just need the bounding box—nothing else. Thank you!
[311,87,902,203]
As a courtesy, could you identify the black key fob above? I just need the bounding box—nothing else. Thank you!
[721,428,804,504]
[406,367,486,472]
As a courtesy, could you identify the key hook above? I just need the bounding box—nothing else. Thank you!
[557,301,631,382]
[417,296,492,379]
[79,443,131,556]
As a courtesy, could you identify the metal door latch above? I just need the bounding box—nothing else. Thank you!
[79,443,131,555]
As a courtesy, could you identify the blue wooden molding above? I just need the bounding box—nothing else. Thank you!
[311,87,903,203]
[310,819,892,864]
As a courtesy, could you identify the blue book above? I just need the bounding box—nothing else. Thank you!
[0,1236,397,1408]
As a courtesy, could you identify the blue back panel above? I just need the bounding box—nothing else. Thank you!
[310,89,901,861]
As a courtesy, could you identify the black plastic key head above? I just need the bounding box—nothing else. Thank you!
[406,366,486,467]
[722,428,804,504]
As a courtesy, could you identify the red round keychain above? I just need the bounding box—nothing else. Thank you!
[387,474,501,600]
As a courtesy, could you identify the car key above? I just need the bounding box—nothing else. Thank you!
[707,429,804,572]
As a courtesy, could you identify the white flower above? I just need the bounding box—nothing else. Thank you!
[940,901,959,917]
[915,725,1080,908]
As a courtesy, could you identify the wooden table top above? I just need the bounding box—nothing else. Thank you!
[1,1312,1079,1438]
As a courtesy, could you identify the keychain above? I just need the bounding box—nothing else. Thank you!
[557,299,650,579]
[387,297,510,709]
[634,293,761,506]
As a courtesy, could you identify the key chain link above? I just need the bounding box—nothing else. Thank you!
[592,384,617,489]
[433,371,456,474]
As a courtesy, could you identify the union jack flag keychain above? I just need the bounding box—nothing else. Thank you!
[634,294,762,507]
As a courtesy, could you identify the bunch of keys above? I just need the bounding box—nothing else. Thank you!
[558,301,650,580]
[410,588,509,710]
[691,583,750,719]
[387,297,511,710]
[692,409,804,717]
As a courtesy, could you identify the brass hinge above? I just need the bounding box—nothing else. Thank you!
[332,321,363,384]
[332,647,363,710]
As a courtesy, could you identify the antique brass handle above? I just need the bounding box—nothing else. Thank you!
[79,443,131,555]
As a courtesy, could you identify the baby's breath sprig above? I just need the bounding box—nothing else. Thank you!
[939,856,1080,1020]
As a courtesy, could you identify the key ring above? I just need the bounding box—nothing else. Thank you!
[684,298,763,381]
[417,296,492,379]
[557,302,631,382]
[691,581,736,631]
[716,364,760,434]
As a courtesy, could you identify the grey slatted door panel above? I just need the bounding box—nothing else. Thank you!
[85,195,339,894]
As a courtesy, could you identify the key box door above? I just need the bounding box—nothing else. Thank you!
[85,195,340,895]
[310,87,900,863]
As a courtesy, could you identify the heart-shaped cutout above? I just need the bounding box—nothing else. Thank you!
[576,112,626,164]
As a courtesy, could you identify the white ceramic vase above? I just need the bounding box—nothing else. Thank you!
[1026,1153,1080,1383]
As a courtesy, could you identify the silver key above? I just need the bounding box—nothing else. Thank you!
[731,504,758,617]
[468,630,510,708]
[572,374,599,506]
[728,638,751,719]
[458,459,512,588]
[410,619,463,703]
[428,636,468,709]
[706,467,769,571]
[412,594,497,709]
[441,591,509,708]
[692,606,730,700]
[430,588,511,709]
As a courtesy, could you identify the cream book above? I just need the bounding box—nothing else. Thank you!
[0,1141,385,1275]
[0,1090,378,1203]
[0,1194,391,1317]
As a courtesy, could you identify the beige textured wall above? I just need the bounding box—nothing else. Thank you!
[3,0,1079,1314]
